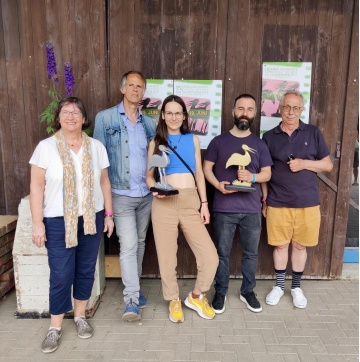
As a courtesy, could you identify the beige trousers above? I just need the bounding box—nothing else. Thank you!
[152,188,219,300]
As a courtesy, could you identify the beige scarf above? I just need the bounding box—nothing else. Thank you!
[55,130,96,248]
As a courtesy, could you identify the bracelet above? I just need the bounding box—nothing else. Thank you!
[261,198,267,203]
[201,201,208,204]
[251,174,256,183]
[104,211,113,216]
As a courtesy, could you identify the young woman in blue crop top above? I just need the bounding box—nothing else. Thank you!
[146,95,218,323]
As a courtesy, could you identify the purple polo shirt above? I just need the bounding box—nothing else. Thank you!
[262,121,330,208]
[112,103,150,197]
[205,132,273,213]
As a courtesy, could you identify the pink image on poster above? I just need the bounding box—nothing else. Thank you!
[261,79,300,117]
[181,96,211,135]
[139,97,162,123]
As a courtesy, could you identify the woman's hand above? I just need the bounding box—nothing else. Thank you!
[200,203,210,224]
[152,191,167,199]
[103,217,114,238]
[32,221,46,248]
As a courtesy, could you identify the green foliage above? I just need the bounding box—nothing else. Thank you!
[40,87,61,134]
[84,128,92,136]
[40,87,92,136]
[41,42,92,135]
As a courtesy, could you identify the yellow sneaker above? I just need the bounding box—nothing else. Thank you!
[184,293,215,320]
[169,298,184,323]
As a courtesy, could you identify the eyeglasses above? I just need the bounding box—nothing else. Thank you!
[60,110,82,118]
[281,105,303,114]
[164,111,184,119]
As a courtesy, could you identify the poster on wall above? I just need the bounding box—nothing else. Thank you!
[260,62,312,137]
[140,79,222,149]
[174,80,222,149]
[140,79,174,122]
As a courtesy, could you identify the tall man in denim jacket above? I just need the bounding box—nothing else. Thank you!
[94,71,156,321]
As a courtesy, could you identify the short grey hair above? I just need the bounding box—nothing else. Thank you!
[280,91,305,106]
[120,70,147,91]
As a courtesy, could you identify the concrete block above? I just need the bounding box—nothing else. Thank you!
[13,196,105,318]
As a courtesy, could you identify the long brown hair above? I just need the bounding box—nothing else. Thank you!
[153,95,190,154]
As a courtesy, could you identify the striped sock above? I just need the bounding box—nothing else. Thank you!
[291,270,303,289]
[275,269,286,290]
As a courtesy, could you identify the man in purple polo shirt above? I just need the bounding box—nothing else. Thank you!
[262,91,333,309]
[203,94,273,314]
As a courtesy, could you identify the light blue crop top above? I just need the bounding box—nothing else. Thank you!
[166,133,196,175]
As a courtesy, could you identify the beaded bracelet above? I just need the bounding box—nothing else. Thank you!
[261,198,267,203]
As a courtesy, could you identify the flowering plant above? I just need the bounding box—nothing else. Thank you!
[40,42,76,134]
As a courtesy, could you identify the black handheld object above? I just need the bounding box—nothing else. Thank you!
[288,154,295,161]
[150,187,179,196]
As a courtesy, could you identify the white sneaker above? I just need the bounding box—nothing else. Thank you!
[291,288,307,308]
[266,286,284,305]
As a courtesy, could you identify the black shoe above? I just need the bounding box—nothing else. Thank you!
[240,291,262,313]
[212,292,226,314]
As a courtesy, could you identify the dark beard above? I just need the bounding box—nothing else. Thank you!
[234,115,255,130]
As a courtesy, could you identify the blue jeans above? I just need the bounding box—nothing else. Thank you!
[44,211,103,315]
[112,193,152,304]
[213,212,261,295]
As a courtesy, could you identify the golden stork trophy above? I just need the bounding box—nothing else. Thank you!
[225,144,257,192]
[148,145,179,195]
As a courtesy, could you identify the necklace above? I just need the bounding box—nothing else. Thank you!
[65,137,82,147]
[168,134,182,149]
[66,138,82,147]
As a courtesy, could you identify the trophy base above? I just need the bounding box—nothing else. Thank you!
[225,184,256,192]
[150,187,179,196]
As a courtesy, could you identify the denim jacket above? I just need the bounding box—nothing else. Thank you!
[93,105,156,190]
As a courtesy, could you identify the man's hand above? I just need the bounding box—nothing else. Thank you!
[262,202,267,218]
[218,181,238,194]
[288,158,306,173]
[237,169,252,182]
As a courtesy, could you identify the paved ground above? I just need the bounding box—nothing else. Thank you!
[0,275,358,361]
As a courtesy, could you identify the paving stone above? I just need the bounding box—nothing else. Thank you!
[248,334,267,352]
[261,328,278,344]
[0,278,357,360]
[306,336,327,354]
[189,351,222,361]
[190,334,205,352]
[253,352,286,361]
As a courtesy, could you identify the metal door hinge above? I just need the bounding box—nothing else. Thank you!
[335,141,341,158]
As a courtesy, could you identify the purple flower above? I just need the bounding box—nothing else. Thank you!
[46,42,58,83]
[64,62,75,96]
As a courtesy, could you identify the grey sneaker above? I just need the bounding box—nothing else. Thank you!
[41,329,62,353]
[74,317,93,338]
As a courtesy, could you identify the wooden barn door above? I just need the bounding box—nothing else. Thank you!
[105,0,225,279]
[106,0,358,279]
